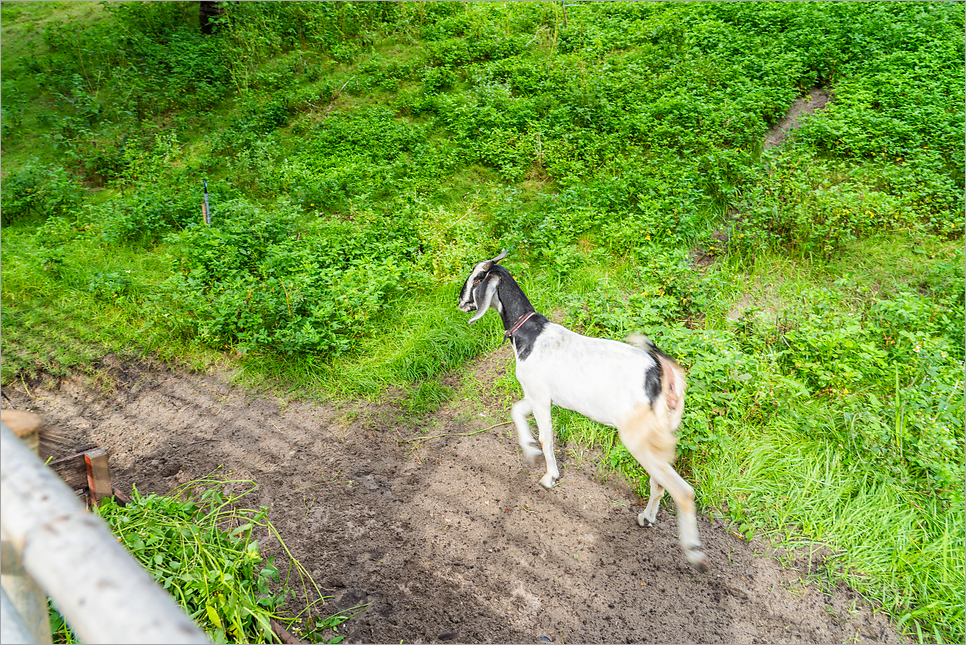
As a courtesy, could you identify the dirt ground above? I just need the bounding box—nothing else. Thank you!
[764,86,832,150]
[3,348,906,645]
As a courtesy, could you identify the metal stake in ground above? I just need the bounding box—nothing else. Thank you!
[202,179,211,226]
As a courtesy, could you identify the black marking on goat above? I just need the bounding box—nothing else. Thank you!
[510,314,549,361]
[480,265,549,361]
[645,341,675,365]
[644,360,663,406]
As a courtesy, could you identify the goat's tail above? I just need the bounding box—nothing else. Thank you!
[626,333,685,407]
[625,333,655,353]
[626,333,679,365]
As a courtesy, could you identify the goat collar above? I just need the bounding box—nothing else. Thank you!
[502,311,536,345]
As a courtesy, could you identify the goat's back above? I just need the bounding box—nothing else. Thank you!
[514,323,685,430]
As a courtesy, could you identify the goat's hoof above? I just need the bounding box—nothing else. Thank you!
[522,444,543,466]
[637,511,657,527]
[686,550,708,572]
[538,474,556,489]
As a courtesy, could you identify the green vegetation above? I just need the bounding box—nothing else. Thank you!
[3,2,962,642]
[48,474,355,644]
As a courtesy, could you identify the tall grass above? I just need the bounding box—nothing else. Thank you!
[699,416,964,645]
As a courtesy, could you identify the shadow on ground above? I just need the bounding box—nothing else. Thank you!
[3,347,905,645]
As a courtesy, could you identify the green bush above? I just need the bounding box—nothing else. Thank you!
[734,148,965,258]
[161,198,414,356]
[1,161,85,224]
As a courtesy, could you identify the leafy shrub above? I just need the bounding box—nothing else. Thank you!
[93,187,200,245]
[1,161,85,224]
[778,305,889,393]
[86,271,135,303]
[731,285,966,497]
[412,205,491,281]
[32,209,91,248]
[733,148,964,258]
[265,108,445,211]
[71,134,129,187]
[161,199,415,357]
[227,96,293,145]
[1,79,27,139]
[40,3,233,116]
[216,1,400,84]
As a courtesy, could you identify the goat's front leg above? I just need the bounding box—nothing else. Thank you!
[531,402,559,489]
[511,398,543,465]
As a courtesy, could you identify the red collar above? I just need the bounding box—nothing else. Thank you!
[503,311,536,345]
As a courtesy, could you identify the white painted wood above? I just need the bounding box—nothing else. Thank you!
[1,412,54,645]
[2,585,40,644]
[0,423,209,644]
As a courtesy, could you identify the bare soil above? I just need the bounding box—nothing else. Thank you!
[3,350,905,645]
[764,87,832,150]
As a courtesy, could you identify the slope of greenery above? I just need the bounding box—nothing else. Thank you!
[2,2,963,642]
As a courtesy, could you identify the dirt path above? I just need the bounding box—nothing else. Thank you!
[3,351,903,644]
[764,86,832,150]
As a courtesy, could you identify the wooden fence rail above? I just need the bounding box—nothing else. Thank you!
[0,421,210,644]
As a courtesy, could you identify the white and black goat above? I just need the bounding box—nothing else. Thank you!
[458,251,706,569]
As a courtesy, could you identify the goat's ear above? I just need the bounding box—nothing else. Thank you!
[468,273,500,324]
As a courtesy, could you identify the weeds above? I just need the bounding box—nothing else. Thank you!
[49,473,355,644]
[4,2,963,642]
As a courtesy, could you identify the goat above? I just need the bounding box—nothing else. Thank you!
[458,250,706,570]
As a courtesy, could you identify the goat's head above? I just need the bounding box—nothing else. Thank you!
[458,250,507,324]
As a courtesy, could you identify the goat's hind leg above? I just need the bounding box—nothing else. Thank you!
[644,458,706,570]
[637,477,665,526]
[511,398,543,465]
[619,423,706,570]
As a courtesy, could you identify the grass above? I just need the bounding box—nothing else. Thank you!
[3,2,963,642]
[0,225,216,381]
[700,416,964,645]
[48,472,356,644]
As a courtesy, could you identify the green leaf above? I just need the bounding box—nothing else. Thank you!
[205,603,224,630]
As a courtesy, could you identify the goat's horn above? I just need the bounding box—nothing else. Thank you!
[490,249,508,264]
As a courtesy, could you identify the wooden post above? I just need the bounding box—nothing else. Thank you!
[85,449,112,507]
[1,524,54,644]
[0,412,54,644]
[202,179,211,226]
[2,586,36,643]
[50,448,122,507]
[0,410,42,455]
